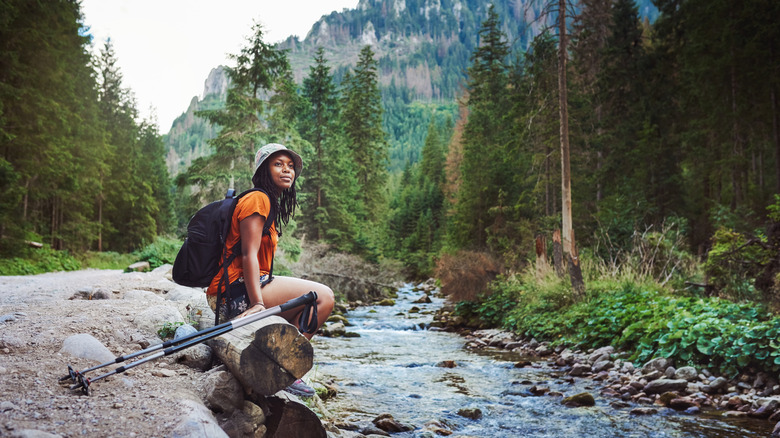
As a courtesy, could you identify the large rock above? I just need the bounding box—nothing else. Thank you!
[133,305,185,338]
[674,366,698,381]
[60,334,115,363]
[164,286,214,329]
[643,379,689,394]
[641,357,671,374]
[124,289,163,301]
[200,369,244,414]
[170,399,228,438]
[562,392,596,407]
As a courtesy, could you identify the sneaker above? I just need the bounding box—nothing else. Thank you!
[285,379,315,398]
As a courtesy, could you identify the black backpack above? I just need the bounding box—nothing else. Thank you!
[172,187,277,296]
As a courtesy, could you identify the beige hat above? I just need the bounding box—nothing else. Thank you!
[253,143,303,180]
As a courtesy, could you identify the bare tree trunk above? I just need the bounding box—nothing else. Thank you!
[552,229,565,278]
[558,0,573,256]
[535,234,549,276]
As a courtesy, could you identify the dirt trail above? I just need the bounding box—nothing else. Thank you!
[0,268,206,437]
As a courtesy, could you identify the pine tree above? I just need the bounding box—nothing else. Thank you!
[341,45,389,223]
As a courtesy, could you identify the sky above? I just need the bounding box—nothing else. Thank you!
[80,0,359,133]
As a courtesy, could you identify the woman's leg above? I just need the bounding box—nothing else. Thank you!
[259,275,335,339]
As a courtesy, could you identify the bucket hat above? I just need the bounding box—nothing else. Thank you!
[254,143,303,180]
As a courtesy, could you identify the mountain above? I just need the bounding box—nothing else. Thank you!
[163,0,658,175]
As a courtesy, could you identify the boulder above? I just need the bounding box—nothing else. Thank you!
[170,399,228,438]
[133,305,185,338]
[643,379,689,394]
[60,333,115,363]
[641,357,671,374]
[674,366,698,381]
[562,392,596,407]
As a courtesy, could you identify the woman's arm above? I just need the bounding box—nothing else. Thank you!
[239,213,266,309]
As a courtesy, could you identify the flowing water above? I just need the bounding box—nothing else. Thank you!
[313,284,774,437]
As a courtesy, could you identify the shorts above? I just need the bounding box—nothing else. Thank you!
[207,274,269,322]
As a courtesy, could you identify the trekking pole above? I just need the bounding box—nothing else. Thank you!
[60,291,318,395]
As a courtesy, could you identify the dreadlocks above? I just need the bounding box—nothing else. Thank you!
[252,153,298,231]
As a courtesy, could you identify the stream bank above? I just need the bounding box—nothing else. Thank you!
[314,283,776,437]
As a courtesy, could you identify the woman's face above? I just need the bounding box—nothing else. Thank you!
[268,152,296,191]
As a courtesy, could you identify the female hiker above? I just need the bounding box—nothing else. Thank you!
[206,143,335,396]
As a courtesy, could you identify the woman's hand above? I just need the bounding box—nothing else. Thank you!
[235,303,266,320]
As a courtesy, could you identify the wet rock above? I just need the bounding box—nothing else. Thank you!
[514,360,532,368]
[630,407,658,415]
[657,391,679,406]
[321,322,346,337]
[359,425,390,436]
[422,420,453,436]
[642,370,663,381]
[750,397,780,419]
[672,367,699,382]
[562,392,595,407]
[669,397,698,411]
[413,294,432,304]
[327,314,351,325]
[377,298,395,306]
[643,379,688,394]
[59,333,116,363]
[588,346,613,364]
[535,344,552,356]
[372,413,412,432]
[437,360,457,368]
[569,363,591,377]
[772,420,780,437]
[529,385,549,396]
[664,366,676,378]
[457,407,483,419]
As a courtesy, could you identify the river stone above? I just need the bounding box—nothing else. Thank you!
[201,370,244,414]
[642,357,671,374]
[562,392,595,407]
[630,407,658,415]
[674,366,698,381]
[702,376,729,394]
[133,304,185,337]
[170,399,228,438]
[457,407,483,419]
[373,413,413,432]
[588,346,614,363]
[569,363,591,376]
[643,379,689,394]
[592,360,613,373]
[60,333,116,363]
[322,321,347,337]
[124,289,163,301]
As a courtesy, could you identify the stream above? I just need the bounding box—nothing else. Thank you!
[312,284,774,437]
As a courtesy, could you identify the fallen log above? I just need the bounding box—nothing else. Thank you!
[263,392,326,438]
[208,315,313,396]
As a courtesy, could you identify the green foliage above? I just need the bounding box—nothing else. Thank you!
[157,321,185,340]
[79,251,136,270]
[704,227,769,301]
[462,267,780,376]
[0,246,81,276]
[133,236,182,269]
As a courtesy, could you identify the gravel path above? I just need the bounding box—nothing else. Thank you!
[0,267,207,437]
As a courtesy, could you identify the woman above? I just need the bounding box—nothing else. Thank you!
[206,143,335,396]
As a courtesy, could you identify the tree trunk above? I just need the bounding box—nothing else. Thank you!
[771,43,780,194]
[568,230,586,297]
[552,229,565,278]
[208,315,313,397]
[261,392,327,438]
[558,0,573,256]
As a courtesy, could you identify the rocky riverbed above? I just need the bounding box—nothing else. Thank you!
[435,303,780,437]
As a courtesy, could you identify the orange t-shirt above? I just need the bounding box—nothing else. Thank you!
[206,191,278,296]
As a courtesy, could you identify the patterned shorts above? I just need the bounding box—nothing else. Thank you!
[207,275,269,322]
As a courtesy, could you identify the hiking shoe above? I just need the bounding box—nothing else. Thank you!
[285,379,315,398]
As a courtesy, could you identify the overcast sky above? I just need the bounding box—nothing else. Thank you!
[80,0,358,133]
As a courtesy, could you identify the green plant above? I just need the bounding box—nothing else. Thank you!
[134,236,182,269]
[157,321,185,340]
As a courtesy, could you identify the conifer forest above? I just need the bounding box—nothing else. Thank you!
[1,0,779,320]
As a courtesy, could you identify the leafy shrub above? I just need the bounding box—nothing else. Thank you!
[0,246,81,275]
[133,236,182,269]
[704,227,769,301]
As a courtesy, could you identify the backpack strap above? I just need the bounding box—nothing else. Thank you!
[214,188,278,325]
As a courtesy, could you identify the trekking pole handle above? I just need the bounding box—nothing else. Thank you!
[279,291,318,313]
